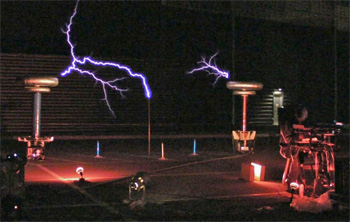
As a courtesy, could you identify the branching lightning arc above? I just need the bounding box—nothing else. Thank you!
[61,0,152,117]
[188,52,229,85]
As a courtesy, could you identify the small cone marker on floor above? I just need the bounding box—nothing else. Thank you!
[159,142,166,160]
[191,139,198,155]
[95,140,103,158]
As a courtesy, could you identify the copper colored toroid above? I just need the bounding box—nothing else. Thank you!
[24,77,59,87]
[233,91,256,96]
[26,87,51,93]
[226,81,263,91]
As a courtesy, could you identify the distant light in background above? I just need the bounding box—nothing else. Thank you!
[273,88,284,125]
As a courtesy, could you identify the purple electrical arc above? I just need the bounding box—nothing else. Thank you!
[188,52,229,85]
[60,0,152,117]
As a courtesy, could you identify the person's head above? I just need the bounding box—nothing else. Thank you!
[294,104,308,123]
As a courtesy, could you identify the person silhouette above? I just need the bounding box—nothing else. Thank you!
[279,103,309,191]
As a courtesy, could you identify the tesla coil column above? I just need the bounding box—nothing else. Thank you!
[226,81,263,153]
[18,77,59,160]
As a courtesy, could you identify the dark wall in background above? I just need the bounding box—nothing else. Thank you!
[235,17,349,125]
[1,1,348,136]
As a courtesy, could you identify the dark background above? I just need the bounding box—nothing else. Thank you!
[1,1,349,136]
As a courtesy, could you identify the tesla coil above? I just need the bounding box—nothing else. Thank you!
[226,81,263,153]
[17,77,58,160]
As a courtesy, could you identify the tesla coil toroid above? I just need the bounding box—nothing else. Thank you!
[24,77,59,93]
[226,81,263,92]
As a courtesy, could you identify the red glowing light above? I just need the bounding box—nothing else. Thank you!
[290,182,299,190]
[251,163,261,181]
[76,167,84,175]
[250,162,265,181]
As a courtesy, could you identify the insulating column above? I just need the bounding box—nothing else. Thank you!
[33,92,41,139]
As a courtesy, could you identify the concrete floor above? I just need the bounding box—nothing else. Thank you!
[11,137,347,221]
